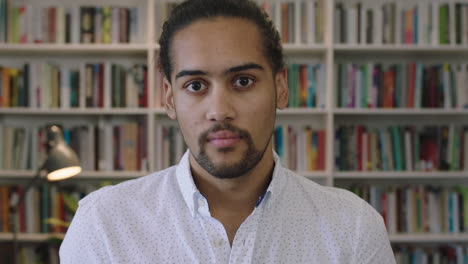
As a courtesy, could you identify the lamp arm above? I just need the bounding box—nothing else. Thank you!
[9,162,46,214]
[8,162,45,264]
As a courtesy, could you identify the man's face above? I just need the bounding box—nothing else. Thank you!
[164,17,288,179]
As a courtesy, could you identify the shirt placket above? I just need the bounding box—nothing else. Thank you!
[228,203,264,264]
[196,194,231,263]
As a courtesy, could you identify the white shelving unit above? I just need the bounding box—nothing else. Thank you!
[1,0,468,255]
[389,233,468,243]
[335,171,468,179]
[333,108,468,115]
[334,44,468,53]
[0,233,64,242]
[0,43,149,54]
[3,232,468,244]
[0,108,150,115]
[4,232,468,244]
[0,169,148,180]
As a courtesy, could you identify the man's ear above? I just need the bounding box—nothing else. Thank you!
[275,67,289,110]
[163,76,177,120]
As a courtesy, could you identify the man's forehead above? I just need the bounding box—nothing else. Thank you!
[170,17,266,69]
[172,17,261,45]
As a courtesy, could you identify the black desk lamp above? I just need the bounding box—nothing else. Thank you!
[9,125,82,264]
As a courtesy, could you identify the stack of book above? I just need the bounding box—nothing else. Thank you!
[109,63,147,108]
[0,64,30,107]
[154,0,325,45]
[335,62,468,109]
[394,245,468,263]
[287,63,326,108]
[0,183,104,234]
[0,62,148,109]
[0,181,116,264]
[351,184,468,234]
[0,0,143,44]
[335,1,468,45]
[155,124,186,170]
[32,63,79,109]
[154,1,177,34]
[0,121,148,172]
[260,0,324,44]
[274,125,325,171]
[335,125,468,172]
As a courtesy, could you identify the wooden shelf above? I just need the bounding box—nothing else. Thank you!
[334,44,468,53]
[0,170,148,180]
[278,108,328,115]
[335,171,468,179]
[4,170,467,181]
[0,43,149,54]
[0,170,327,180]
[0,108,150,115]
[0,233,65,242]
[154,108,166,115]
[4,232,468,243]
[5,108,467,116]
[283,44,327,54]
[5,43,467,54]
[389,233,468,243]
[334,108,468,115]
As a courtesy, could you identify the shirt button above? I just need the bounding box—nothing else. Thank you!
[213,239,223,248]
[198,198,205,206]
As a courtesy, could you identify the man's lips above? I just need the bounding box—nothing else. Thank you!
[207,130,241,148]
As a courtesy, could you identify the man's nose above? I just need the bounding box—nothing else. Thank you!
[205,84,236,122]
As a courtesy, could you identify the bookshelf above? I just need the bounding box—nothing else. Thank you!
[0,233,64,243]
[1,0,468,262]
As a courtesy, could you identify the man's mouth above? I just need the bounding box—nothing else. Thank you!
[207,130,241,148]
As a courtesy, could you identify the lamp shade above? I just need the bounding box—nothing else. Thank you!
[43,125,82,181]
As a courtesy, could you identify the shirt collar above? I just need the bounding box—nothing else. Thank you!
[175,149,287,217]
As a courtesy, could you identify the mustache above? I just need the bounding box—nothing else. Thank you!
[198,123,251,146]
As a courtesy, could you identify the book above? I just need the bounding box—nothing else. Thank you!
[337,124,468,172]
[274,125,325,171]
[101,7,111,44]
[337,62,467,109]
[80,7,95,43]
[352,183,468,237]
[122,122,138,171]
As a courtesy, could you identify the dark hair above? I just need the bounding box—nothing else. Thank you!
[158,0,284,82]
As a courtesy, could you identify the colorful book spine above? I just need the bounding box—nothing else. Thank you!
[337,124,468,172]
[337,62,468,109]
[274,125,326,171]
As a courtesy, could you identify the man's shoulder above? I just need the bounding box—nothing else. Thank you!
[283,169,383,227]
[78,166,178,210]
[284,169,372,213]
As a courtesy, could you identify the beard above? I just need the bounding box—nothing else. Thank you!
[194,122,267,179]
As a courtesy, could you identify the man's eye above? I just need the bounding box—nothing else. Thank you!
[233,76,255,88]
[185,81,207,92]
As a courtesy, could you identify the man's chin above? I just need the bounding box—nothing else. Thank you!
[207,163,248,179]
[217,146,236,153]
[207,157,243,170]
[196,152,250,179]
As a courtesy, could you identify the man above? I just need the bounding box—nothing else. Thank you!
[60,0,395,263]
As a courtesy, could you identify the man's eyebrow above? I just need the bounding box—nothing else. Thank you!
[225,63,264,74]
[175,63,264,80]
[175,70,208,80]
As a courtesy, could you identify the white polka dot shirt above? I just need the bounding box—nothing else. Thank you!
[59,150,395,263]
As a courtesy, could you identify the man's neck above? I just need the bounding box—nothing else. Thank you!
[188,149,275,213]
[188,147,275,246]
